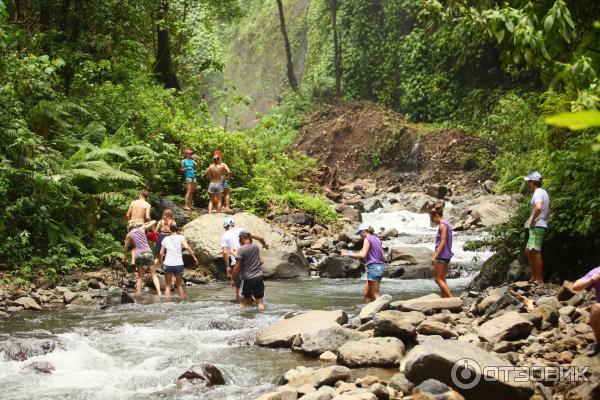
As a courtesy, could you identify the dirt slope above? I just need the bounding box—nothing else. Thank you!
[291,101,496,194]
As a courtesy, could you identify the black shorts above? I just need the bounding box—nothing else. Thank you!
[240,277,264,300]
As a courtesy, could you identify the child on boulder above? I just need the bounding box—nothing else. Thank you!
[572,267,600,356]
[430,206,453,298]
[181,149,197,210]
[342,223,385,304]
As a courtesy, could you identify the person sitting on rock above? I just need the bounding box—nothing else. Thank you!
[221,217,268,302]
[232,230,266,310]
[342,223,385,304]
[572,267,600,356]
[430,206,453,298]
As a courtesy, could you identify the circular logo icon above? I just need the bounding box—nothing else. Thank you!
[451,358,482,390]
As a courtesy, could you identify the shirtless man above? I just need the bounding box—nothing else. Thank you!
[214,150,232,211]
[125,190,151,263]
[205,154,230,214]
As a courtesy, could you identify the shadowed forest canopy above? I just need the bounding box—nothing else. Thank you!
[0,0,599,283]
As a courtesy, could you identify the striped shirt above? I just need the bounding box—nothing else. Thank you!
[128,228,152,253]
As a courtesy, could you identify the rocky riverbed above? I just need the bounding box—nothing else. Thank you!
[255,281,599,400]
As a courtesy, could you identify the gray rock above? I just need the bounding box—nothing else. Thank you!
[318,256,364,278]
[338,337,404,368]
[379,227,398,239]
[256,389,297,400]
[284,365,351,388]
[426,185,448,199]
[106,287,135,305]
[13,296,42,311]
[152,197,193,226]
[416,320,457,339]
[256,310,347,348]
[183,212,309,279]
[477,312,533,344]
[402,339,534,400]
[177,363,225,386]
[0,339,59,361]
[392,294,463,315]
[275,213,314,226]
[362,198,383,213]
[63,291,79,304]
[373,310,420,341]
[359,295,392,322]
[387,373,414,395]
[300,387,333,400]
[300,326,367,354]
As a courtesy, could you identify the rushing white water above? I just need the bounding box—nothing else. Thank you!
[0,203,493,400]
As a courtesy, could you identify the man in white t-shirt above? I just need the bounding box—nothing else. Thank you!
[221,217,268,301]
[524,171,550,285]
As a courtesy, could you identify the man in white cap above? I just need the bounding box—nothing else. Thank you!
[524,171,550,285]
[220,217,268,301]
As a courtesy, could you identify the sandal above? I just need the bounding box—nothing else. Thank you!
[586,343,600,357]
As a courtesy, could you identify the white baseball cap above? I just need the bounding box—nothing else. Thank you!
[355,223,370,234]
[524,171,542,182]
[223,217,235,228]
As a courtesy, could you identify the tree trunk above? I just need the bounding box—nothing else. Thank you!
[153,0,181,90]
[275,0,298,91]
[330,0,341,98]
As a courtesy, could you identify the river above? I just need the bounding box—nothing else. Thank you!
[0,204,492,400]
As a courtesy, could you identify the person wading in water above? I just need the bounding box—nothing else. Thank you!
[342,223,385,304]
[430,206,453,298]
[124,220,162,296]
[125,190,151,264]
[232,230,266,310]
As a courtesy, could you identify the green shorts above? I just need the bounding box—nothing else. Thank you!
[526,227,546,251]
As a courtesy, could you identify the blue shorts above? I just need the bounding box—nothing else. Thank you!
[222,180,230,190]
[164,265,184,275]
[436,258,451,265]
[367,263,385,281]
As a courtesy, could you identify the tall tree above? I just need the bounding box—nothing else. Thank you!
[275,0,298,91]
[154,0,181,90]
[330,0,341,98]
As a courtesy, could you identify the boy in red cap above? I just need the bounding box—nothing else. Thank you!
[181,149,197,210]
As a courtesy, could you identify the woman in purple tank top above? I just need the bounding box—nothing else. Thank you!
[124,220,162,296]
[342,223,385,304]
[430,207,453,298]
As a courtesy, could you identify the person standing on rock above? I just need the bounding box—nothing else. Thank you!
[124,220,162,296]
[214,150,233,212]
[430,207,453,298]
[232,230,266,310]
[221,217,268,302]
[205,153,231,214]
[125,190,151,264]
[158,224,198,300]
[573,267,600,356]
[181,149,197,211]
[342,223,385,304]
[524,171,550,285]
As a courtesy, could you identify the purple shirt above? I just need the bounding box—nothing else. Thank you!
[435,221,453,260]
[365,235,385,266]
[582,266,600,302]
[128,228,152,254]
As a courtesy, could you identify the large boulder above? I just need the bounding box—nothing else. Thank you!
[392,294,463,315]
[373,311,421,341]
[318,256,365,278]
[386,247,435,279]
[13,296,42,311]
[338,337,405,368]
[402,339,534,400]
[300,326,368,355]
[105,287,135,305]
[177,363,225,386]
[183,212,309,279]
[256,310,348,347]
[477,312,534,344]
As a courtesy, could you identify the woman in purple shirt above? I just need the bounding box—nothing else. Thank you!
[124,220,162,296]
[430,207,453,298]
[342,223,385,304]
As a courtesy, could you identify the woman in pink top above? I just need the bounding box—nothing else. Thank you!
[124,220,162,296]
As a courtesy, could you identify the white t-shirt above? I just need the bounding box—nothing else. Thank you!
[221,227,243,266]
[530,188,550,228]
[161,234,186,266]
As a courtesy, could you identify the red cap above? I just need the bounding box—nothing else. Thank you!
[214,150,222,155]
[184,148,192,155]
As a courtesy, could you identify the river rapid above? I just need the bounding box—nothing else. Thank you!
[0,204,492,400]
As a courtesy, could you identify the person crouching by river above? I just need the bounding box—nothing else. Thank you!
[342,223,385,304]
[572,266,600,356]
[158,225,198,300]
[430,207,453,298]
[124,220,162,296]
[232,230,265,310]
